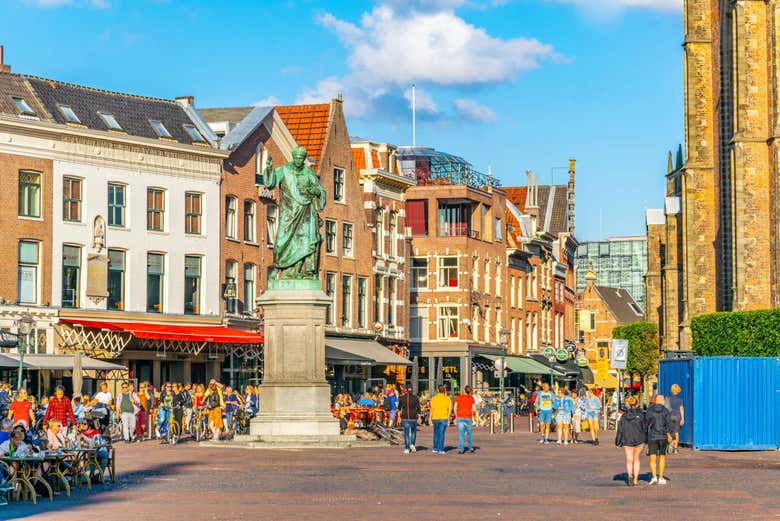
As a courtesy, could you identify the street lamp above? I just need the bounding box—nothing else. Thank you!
[15,314,35,396]
[497,328,510,434]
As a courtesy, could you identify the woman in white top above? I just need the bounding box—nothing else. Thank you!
[92,382,113,435]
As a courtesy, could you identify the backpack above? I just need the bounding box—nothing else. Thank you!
[181,391,193,409]
[382,396,393,412]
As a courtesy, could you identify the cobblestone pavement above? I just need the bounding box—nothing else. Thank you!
[4,422,779,521]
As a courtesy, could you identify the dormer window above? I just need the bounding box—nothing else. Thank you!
[149,119,172,138]
[12,97,35,116]
[58,104,81,124]
[183,124,205,143]
[99,112,122,131]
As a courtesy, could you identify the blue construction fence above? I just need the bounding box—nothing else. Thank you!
[658,357,779,451]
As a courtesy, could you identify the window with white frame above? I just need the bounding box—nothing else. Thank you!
[437,306,459,339]
[63,177,82,222]
[437,257,458,288]
[510,276,516,308]
[325,272,336,325]
[266,203,278,246]
[357,277,368,328]
[484,260,491,294]
[472,257,479,287]
[325,220,336,254]
[484,307,491,343]
[375,208,384,256]
[389,211,398,257]
[225,196,238,239]
[410,306,428,341]
[333,168,345,202]
[518,277,525,308]
[18,171,41,218]
[411,257,428,290]
[185,192,202,235]
[244,263,256,314]
[496,263,502,296]
[108,183,126,227]
[387,277,396,326]
[341,275,352,327]
[17,241,39,304]
[374,274,384,325]
[244,200,256,242]
[342,223,353,257]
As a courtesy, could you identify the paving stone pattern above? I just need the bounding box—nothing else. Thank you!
[4,423,779,521]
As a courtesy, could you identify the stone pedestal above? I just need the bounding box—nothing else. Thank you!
[249,287,346,444]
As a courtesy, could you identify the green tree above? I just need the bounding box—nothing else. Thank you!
[612,322,661,397]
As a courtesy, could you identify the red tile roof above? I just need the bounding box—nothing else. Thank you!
[352,147,367,172]
[505,187,528,211]
[275,103,331,165]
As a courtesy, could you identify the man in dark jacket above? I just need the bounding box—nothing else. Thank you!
[645,394,672,485]
[398,387,420,454]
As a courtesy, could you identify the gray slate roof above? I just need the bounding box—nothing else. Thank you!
[594,285,644,324]
[0,71,217,148]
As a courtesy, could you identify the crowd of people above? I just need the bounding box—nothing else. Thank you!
[331,380,685,488]
[0,379,262,447]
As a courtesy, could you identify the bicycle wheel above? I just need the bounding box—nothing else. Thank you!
[168,420,180,445]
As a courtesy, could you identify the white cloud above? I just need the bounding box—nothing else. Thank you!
[549,0,681,13]
[306,4,556,122]
[318,6,556,87]
[453,98,496,122]
[253,96,280,107]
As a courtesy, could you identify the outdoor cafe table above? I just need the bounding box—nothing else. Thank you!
[1,454,54,504]
[2,448,100,503]
[346,407,388,427]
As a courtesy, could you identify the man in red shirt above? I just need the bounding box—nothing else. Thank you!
[7,388,34,428]
[454,386,476,454]
[42,385,76,428]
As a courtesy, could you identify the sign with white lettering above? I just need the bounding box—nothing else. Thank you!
[610,339,628,370]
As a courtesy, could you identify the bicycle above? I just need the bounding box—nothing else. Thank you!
[189,408,209,442]
[226,407,251,438]
[167,415,181,445]
[369,419,404,445]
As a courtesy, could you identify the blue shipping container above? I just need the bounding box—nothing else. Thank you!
[693,357,780,451]
[658,359,694,445]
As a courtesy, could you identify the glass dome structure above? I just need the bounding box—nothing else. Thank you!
[396,147,500,189]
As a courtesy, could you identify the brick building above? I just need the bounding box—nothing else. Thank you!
[400,147,508,392]
[577,267,643,387]
[0,71,57,350]
[351,138,416,383]
[276,101,409,392]
[0,58,280,391]
[199,105,297,387]
[646,1,780,349]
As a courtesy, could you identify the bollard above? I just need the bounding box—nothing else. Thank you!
[489,415,495,435]
[510,413,515,433]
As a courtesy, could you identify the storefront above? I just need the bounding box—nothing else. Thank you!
[325,336,412,396]
[56,318,263,388]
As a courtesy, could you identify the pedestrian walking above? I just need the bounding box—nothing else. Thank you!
[554,388,574,445]
[571,390,583,444]
[585,387,602,445]
[116,381,140,443]
[454,386,476,454]
[667,384,684,454]
[646,394,673,485]
[429,386,452,454]
[615,395,646,487]
[398,386,420,454]
[535,383,555,444]
[42,385,76,429]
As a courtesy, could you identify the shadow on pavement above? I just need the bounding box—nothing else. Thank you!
[3,461,191,520]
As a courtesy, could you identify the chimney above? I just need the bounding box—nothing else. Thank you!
[175,95,195,107]
[567,158,576,235]
[0,46,10,73]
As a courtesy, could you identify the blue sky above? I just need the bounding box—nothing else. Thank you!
[1,0,683,242]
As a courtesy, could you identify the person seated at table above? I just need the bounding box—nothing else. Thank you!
[356,393,375,408]
[77,422,109,479]
[0,418,12,444]
[0,430,29,457]
[46,420,70,450]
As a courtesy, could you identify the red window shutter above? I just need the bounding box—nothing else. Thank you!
[406,200,428,236]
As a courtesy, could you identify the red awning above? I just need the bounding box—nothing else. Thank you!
[61,319,263,344]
